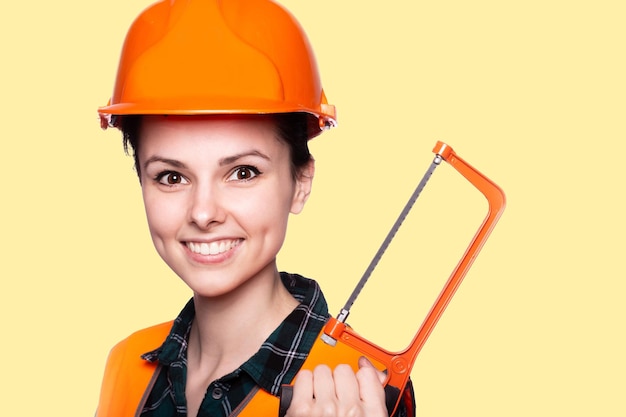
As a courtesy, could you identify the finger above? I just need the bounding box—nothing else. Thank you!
[332,364,361,405]
[358,356,387,384]
[311,364,336,403]
[356,366,388,415]
[290,369,314,405]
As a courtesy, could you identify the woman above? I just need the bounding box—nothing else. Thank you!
[96,1,415,416]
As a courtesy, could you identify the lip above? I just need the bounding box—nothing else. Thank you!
[182,238,243,264]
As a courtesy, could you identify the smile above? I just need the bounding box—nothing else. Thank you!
[186,239,241,256]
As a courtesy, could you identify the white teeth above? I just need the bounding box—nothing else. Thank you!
[209,242,219,255]
[187,240,239,255]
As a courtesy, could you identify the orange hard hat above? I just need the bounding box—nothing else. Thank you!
[98,0,336,138]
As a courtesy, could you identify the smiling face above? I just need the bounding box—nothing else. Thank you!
[137,115,313,298]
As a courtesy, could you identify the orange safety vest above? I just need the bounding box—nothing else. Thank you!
[96,321,367,417]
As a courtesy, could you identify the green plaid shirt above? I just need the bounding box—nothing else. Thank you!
[139,272,414,417]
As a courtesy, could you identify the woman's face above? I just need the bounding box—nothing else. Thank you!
[137,115,313,298]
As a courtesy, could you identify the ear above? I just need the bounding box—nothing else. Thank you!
[290,159,315,214]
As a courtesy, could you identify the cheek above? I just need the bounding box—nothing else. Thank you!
[142,190,183,240]
[260,184,296,234]
[231,186,293,234]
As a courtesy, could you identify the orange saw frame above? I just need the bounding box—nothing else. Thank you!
[321,141,505,415]
[279,141,505,416]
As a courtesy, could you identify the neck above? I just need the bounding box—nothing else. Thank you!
[187,268,299,377]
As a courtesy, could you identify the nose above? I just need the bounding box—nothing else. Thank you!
[188,183,226,229]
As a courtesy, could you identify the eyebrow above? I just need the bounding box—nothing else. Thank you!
[143,156,187,172]
[219,150,271,166]
[142,150,271,171]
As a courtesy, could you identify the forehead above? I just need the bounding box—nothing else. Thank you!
[138,115,284,156]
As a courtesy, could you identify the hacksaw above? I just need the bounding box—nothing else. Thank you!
[280,141,506,416]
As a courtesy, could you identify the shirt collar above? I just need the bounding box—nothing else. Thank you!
[241,273,329,395]
[141,273,329,395]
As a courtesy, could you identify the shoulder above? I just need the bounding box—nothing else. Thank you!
[101,321,174,392]
[97,322,173,417]
[108,321,174,364]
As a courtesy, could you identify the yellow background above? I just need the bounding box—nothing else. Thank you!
[1,0,624,415]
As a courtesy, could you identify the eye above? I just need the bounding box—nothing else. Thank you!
[228,165,261,182]
[155,171,188,186]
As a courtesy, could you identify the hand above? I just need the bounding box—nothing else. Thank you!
[286,357,388,417]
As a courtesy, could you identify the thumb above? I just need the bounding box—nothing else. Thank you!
[358,356,387,384]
